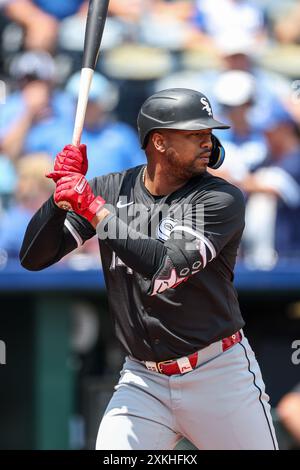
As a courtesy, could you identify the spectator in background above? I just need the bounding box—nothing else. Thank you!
[109,0,193,28]
[108,0,145,23]
[209,70,267,184]
[138,0,196,50]
[3,0,195,55]
[0,50,73,161]
[59,1,196,55]
[217,33,258,73]
[65,71,144,179]
[155,33,292,124]
[216,33,293,127]
[108,0,193,23]
[191,0,268,49]
[0,153,16,206]
[0,153,54,258]
[209,70,300,268]
[0,0,11,9]
[274,1,300,45]
[242,109,300,268]
[3,0,87,52]
[277,383,300,449]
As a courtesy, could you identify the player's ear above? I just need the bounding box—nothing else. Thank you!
[152,132,166,153]
[208,135,225,170]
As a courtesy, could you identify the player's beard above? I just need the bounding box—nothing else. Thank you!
[165,147,208,181]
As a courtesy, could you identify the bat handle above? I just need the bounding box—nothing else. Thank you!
[72,67,94,147]
[57,68,94,210]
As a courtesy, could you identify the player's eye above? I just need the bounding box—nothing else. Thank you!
[189,133,200,138]
[191,132,211,137]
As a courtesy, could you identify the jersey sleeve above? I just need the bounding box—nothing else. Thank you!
[20,195,78,270]
[20,177,106,270]
[96,182,245,296]
[172,184,245,262]
[148,184,245,295]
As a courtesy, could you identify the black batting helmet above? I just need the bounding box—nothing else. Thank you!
[137,88,230,169]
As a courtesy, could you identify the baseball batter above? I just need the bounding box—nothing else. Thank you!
[20,89,278,450]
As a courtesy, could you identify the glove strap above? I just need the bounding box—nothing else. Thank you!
[83,196,106,223]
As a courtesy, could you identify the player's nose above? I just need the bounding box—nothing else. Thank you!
[200,136,213,151]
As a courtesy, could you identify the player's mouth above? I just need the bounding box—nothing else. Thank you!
[197,152,210,163]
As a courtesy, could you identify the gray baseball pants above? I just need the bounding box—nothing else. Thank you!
[96,334,278,450]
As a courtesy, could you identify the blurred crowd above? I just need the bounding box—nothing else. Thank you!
[1,0,300,270]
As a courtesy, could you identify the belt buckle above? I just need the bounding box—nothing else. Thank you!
[157,359,174,374]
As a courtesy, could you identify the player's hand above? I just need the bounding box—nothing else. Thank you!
[52,172,105,222]
[46,144,88,183]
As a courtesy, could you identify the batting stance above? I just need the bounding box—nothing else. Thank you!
[20,89,278,450]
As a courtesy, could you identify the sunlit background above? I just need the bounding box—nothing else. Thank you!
[0,0,299,450]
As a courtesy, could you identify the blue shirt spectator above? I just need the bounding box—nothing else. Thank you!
[245,110,300,260]
[0,205,32,257]
[33,0,85,19]
[1,89,73,144]
[3,0,87,51]
[0,89,73,157]
[0,51,73,159]
[0,153,54,258]
[267,146,300,255]
[0,155,16,197]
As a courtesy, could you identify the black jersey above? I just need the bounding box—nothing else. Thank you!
[20,165,246,362]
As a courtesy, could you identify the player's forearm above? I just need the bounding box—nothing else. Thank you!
[94,212,167,278]
[91,207,111,229]
[20,197,76,271]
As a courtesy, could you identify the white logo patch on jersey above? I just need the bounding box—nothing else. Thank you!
[116,200,134,209]
[200,97,212,117]
[156,218,177,241]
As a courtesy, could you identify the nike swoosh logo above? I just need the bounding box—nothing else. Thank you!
[116,201,134,209]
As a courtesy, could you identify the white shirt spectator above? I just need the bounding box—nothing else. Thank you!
[194,0,266,41]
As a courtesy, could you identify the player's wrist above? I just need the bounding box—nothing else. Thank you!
[82,196,107,224]
[91,206,111,229]
[51,195,69,212]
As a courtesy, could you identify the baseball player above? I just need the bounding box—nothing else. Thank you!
[20,88,278,450]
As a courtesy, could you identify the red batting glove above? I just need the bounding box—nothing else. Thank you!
[53,172,106,223]
[46,144,88,183]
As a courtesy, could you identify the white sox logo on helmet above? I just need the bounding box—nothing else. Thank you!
[200,97,212,116]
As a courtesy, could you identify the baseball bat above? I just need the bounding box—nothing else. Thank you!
[58,0,110,210]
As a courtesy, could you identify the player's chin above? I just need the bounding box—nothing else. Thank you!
[192,158,209,174]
